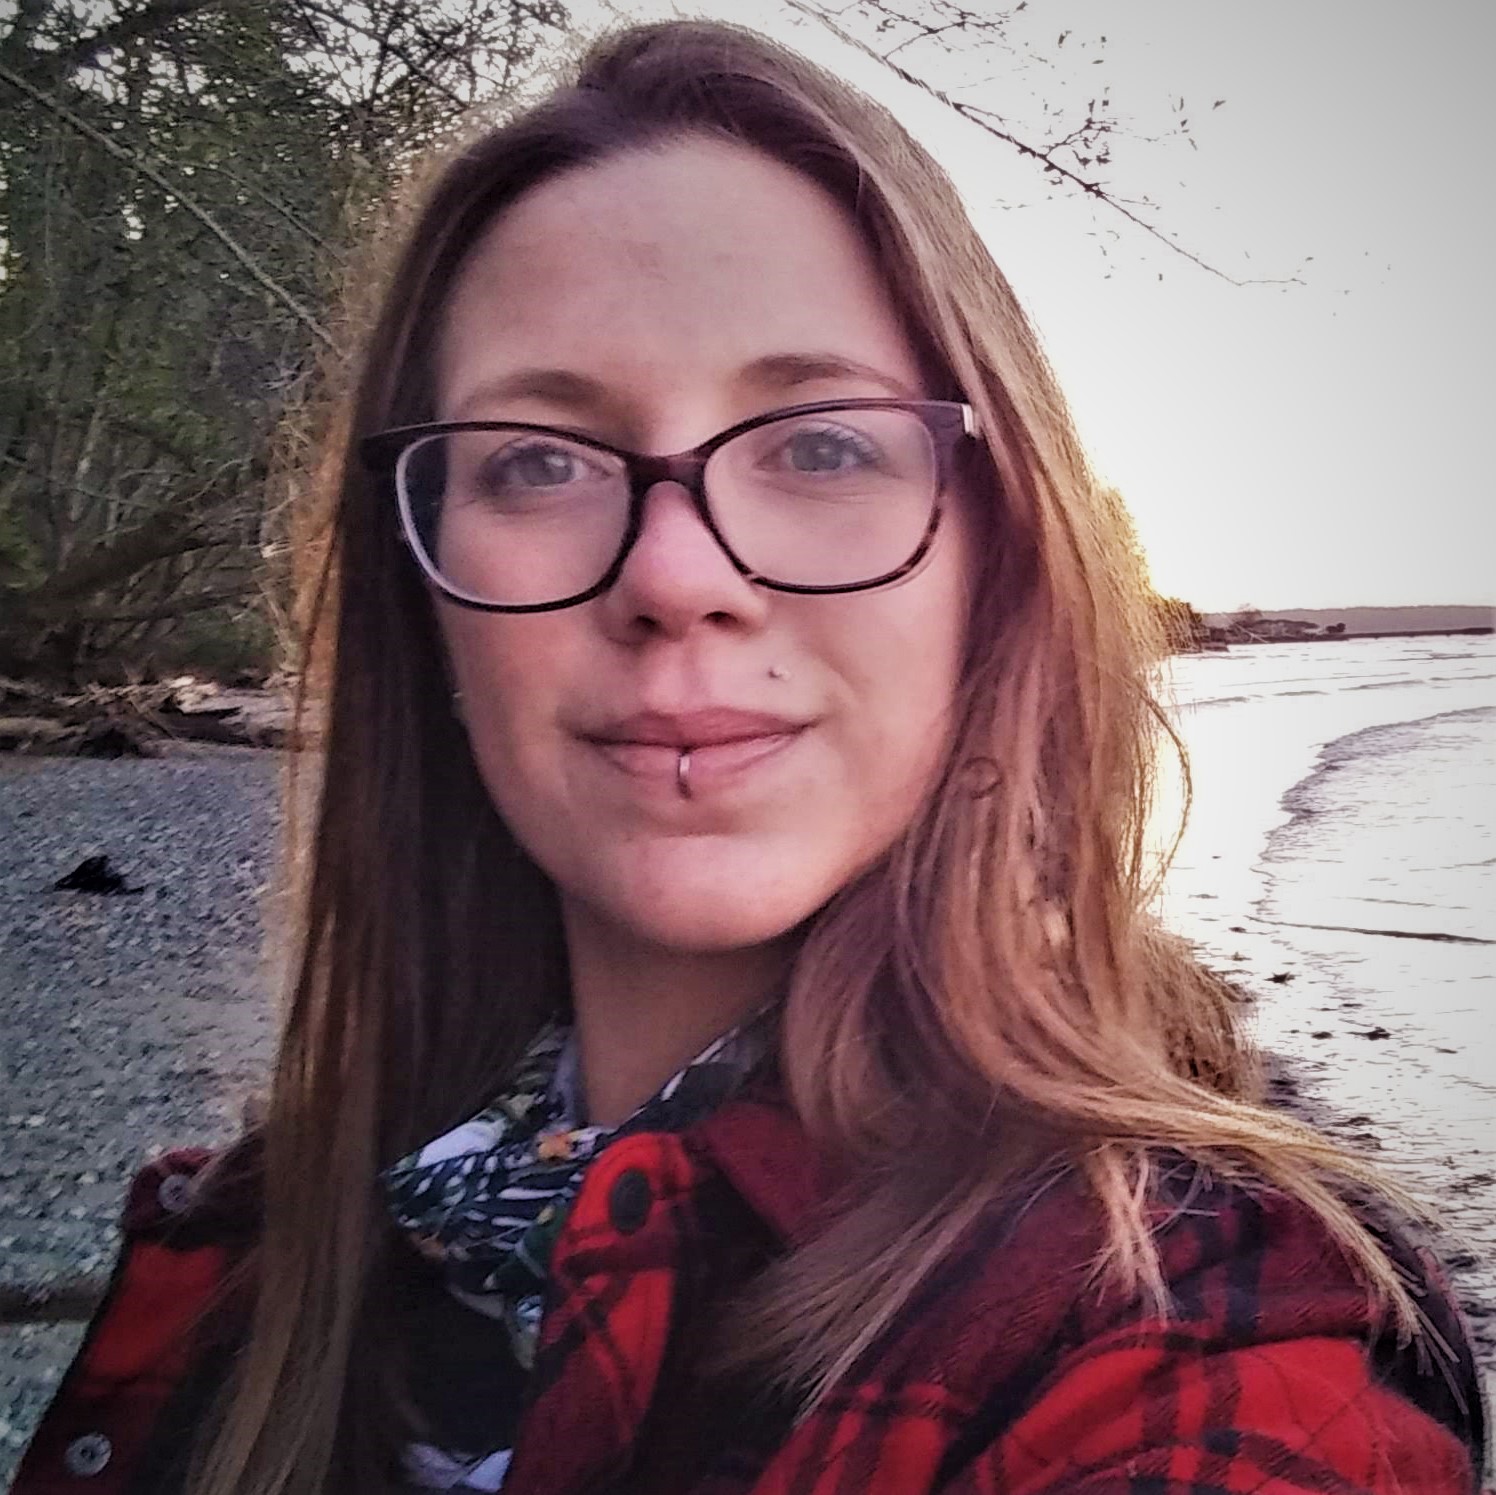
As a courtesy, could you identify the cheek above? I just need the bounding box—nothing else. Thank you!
[437,607,558,789]
[824,577,970,817]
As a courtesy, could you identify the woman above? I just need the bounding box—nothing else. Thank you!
[14,19,1483,1495]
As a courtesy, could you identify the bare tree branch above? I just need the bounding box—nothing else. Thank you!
[293,0,470,112]
[37,583,254,625]
[22,508,213,606]
[0,0,60,69]
[0,60,338,346]
[194,156,342,258]
[5,0,229,83]
[788,0,1297,287]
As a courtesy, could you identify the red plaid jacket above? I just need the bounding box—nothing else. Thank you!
[13,1097,1486,1493]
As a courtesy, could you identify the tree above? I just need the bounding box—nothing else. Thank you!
[0,0,569,680]
[1,0,1233,680]
[1154,595,1208,653]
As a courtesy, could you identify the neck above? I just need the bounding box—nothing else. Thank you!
[562,905,793,1127]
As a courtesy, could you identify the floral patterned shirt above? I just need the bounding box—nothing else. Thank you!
[383,1013,775,1491]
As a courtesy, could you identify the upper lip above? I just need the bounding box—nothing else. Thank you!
[583,709,805,747]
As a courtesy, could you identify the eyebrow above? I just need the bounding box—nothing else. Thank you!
[448,369,620,422]
[736,352,920,401]
[447,352,921,424]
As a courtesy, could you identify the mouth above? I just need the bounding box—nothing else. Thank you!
[581,709,808,793]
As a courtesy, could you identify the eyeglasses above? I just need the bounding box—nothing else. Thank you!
[360,399,978,613]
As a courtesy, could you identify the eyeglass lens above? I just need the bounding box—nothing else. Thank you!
[398,406,940,608]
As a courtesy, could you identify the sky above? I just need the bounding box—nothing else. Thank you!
[570,0,1494,612]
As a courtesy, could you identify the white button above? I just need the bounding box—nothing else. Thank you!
[63,1432,112,1477]
[157,1172,193,1214]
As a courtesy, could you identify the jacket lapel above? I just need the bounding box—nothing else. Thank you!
[502,1098,821,1494]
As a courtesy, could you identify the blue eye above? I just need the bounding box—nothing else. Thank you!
[780,424,882,474]
[482,442,589,492]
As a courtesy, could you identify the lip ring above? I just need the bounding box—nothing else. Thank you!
[583,725,803,794]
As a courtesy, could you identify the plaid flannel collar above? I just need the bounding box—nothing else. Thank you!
[382,1010,776,1317]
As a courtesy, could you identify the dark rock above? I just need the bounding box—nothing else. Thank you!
[71,722,153,759]
[1451,1172,1495,1194]
[51,856,141,895]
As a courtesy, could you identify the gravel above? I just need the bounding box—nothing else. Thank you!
[0,745,280,1480]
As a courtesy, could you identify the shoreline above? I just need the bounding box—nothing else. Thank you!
[0,619,1491,758]
[1161,636,1495,1464]
[1256,1044,1495,1381]
[2,621,1491,760]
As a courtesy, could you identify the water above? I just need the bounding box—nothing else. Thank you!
[1156,635,1494,1107]
[1154,632,1496,1409]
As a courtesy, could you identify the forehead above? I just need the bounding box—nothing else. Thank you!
[434,136,925,422]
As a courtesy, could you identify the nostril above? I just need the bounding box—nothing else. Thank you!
[626,606,735,636]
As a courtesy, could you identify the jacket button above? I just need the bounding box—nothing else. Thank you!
[608,1168,652,1234]
[157,1172,194,1214]
[63,1432,112,1477]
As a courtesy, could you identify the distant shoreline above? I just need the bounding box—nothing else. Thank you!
[1195,626,1493,650]
[1182,604,1494,653]
[1200,603,1493,633]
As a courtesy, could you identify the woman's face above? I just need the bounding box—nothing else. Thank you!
[432,136,977,954]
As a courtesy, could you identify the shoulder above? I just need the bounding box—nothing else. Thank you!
[121,1137,262,1244]
[890,1160,1485,1490]
[100,1138,262,1370]
[891,1156,1474,1370]
[9,1145,259,1492]
[59,1138,261,1356]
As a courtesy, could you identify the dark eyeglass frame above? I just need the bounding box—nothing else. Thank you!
[360,397,979,614]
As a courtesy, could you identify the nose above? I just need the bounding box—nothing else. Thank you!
[595,480,769,641]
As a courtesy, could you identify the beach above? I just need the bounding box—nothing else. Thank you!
[1156,633,1496,1419]
[1,634,1492,1479]
[0,746,280,1471]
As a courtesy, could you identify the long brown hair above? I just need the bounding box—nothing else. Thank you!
[193,20,1415,1492]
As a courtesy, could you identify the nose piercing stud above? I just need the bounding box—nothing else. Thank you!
[676,749,693,799]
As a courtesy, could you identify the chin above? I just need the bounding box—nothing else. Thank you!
[611,889,816,954]
[575,846,835,955]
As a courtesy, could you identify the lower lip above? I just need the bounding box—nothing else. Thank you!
[588,732,802,793]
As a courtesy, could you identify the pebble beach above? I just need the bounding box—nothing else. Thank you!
[0,746,279,1474]
[2,638,1492,1480]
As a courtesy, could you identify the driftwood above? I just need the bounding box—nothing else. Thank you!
[0,715,71,752]
[0,677,296,753]
[0,1276,105,1325]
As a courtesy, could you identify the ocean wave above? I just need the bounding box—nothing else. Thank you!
[1293,704,1496,783]
[1256,917,1494,946]
[1270,706,1491,837]
[1259,704,1495,945]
